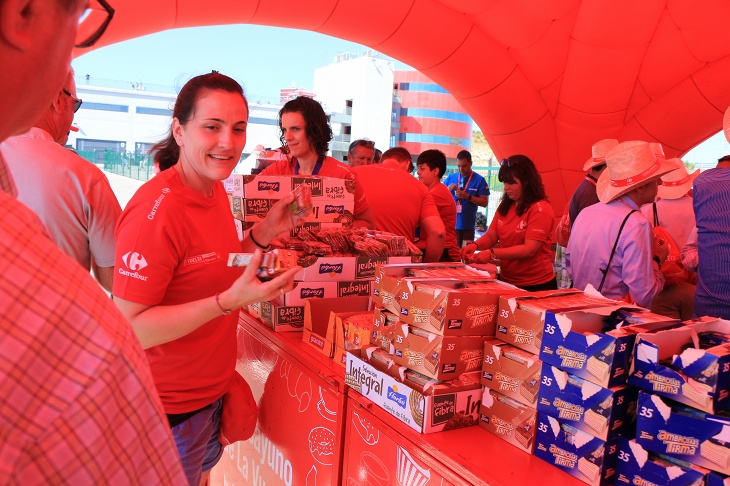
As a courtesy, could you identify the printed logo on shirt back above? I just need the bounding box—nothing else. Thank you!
[119,251,149,281]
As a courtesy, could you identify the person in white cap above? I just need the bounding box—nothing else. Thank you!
[568,138,618,227]
[638,158,698,320]
[1,67,121,291]
[566,141,678,306]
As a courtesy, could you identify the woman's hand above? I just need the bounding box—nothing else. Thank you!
[254,191,305,243]
[471,249,495,264]
[220,250,301,310]
[460,243,478,263]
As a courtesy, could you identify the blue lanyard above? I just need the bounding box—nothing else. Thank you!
[294,157,323,175]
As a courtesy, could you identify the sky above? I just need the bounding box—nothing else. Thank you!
[71,24,728,168]
[72,24,413,102]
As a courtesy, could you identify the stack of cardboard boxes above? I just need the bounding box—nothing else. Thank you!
[224,174,413,331]
[345,263,525,433]
[479,290,617,457]
[627,317,730,484]
[532,303,682,485]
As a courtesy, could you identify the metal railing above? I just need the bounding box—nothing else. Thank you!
[77,150,155,182]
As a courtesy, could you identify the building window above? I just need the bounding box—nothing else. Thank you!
[399,108,471,123]
[248,117,279,126]
[136,106,172,116]
[397,82,449,94]
[398,133,470,147]
[82,102,129,113]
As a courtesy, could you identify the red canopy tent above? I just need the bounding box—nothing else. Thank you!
[78,0,730,211]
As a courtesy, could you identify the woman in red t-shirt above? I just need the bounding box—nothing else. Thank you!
[461,155,557,291]
[261,96,376,228]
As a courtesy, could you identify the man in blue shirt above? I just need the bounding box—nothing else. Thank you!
[443,150,489,247]
[693,165,730,319]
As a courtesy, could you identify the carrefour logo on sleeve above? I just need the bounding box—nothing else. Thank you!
[324,205,345,214]
[118,251,149,281]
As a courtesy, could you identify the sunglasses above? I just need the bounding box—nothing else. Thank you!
[500,158,518,167]
[75,0,115,49]
[62,90,83,113]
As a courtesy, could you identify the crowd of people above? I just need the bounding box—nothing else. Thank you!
[2,0,729,483]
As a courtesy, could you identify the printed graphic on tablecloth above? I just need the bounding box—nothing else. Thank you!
[280,359,313,412]
[351,409,380,445]
[397,446,431,486]
[308,426,336,465]
[360,450,390,485]
[317,387,337,423]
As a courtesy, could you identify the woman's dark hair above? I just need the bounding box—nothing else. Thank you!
[153,71,247,171]
[416,149,447,179]
[278,97,332,158]
[496,154,547,217]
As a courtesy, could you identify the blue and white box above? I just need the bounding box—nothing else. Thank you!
[614,436,707,486]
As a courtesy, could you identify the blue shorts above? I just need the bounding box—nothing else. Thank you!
[171,398,224,486]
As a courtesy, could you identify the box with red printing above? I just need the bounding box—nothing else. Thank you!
[345,349,483,433]
[294,255,412,282]
[397,279,525,336]
[278,280,372,307]
[495,290,616,355]
[303,297,370,357]
[481,339,542,407]
[372,305,399,348]
[383,323,489,380]
[372,263,488,315]
[257,301,305,332]
[479,387,538,454]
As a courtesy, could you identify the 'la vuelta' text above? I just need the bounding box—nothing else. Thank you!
[224,427,294,486]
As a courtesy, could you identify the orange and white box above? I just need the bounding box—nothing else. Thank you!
[479,387,538,454]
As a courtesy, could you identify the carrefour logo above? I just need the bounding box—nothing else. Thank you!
[119,251,149,281]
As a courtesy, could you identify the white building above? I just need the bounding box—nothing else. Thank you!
[313,51,394,161]
[68,76,283,163]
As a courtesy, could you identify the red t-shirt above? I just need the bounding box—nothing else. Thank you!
[427,182,461,261]
[489,200,555,287]
[113,169,241,413]
[261,156,369,216]
[352,165,439,241]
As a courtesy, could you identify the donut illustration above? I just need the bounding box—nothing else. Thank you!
[308,427,336,465]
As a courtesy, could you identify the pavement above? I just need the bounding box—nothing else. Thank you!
[104,170,144,209]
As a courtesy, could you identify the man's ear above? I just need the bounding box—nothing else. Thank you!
[0,0,38,50]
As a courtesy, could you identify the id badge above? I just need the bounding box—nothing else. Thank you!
[456,201,462,214]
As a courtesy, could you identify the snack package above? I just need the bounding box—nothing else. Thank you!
[227,249,298,279]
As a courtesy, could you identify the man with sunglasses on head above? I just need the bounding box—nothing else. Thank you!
[348,138,375,166]
[1,67,122,292]
[0,0,185,483]
[443,150,489,247]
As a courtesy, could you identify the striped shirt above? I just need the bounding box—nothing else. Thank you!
[0,156,185,483]
[693,168,730,319]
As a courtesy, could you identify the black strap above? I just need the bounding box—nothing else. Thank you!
[652,202,659,227]
[598,210,637,292]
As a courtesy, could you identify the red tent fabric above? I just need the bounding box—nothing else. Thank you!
[79,0,730,212]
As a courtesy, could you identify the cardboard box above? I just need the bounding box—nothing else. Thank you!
[481,340,542,407]
[258,301,305,332]
[294,255,412,282]
[630,318,730,414]
[372,305,399,347]
[396,279,525,336]
[614,437,707,486]
[237,197,354,224]
[539,306,681,388]
[537,364,637,440]
[372,263,490,315]
[478,387,538,453]
[383,324,488,380]
[534,412,618,486]
[303,297,370,357]
[224,174,355,201]
[495,290,618,355]
[278,280,372,306]
[636,391,730,475]
[345,349,482,433]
